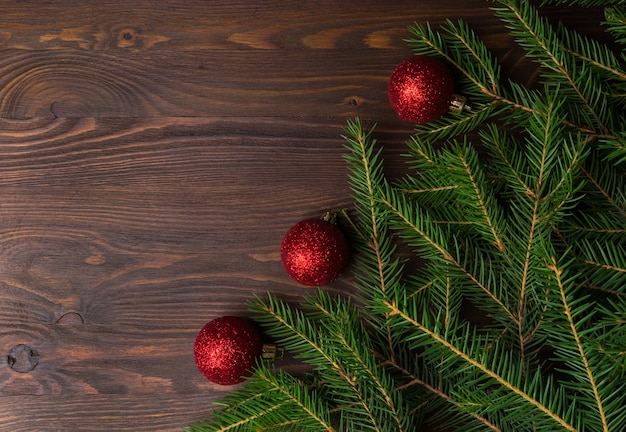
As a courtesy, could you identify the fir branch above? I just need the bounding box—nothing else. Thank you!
[380,355,503,432]
[251,292,411,431]
[184,397,289,432]
[399,184,461,195]
[542,1,626,6]
[342,117,403,360]
[443,19,501,95]
[191,2,626,431]
[580,164,626,218]
[406,19,506,142]
[443,141,509,254]
[492,0,608,133]
[414,103,497,143]
[380,186,518,324]
[557,20,626,81]
[493,81,537,117]
[480,125,535,199]
[250,297,374,427]
[516,93,565,337]
[254,368,335,432]
[309,292,409,432]
[598,135,626,164]
[605,6,626,45]
[575,226,626,235]
[582,248,626,275]
[382,299,576,431]
[546,257,609,431]
[406,19,499,98]
[186,364,333,432]
[538,138,587,222]
[342,119,393,300]
[578,240,626,291]
[407,2,621,139]
[515,195,541,366]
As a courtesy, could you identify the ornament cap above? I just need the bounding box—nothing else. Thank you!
[449,94,471,113]
[261,343,285,361]
[321,211,338,225]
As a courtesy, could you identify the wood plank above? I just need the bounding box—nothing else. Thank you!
[0,324,199,396]
[0,115,410,195]
[0,0,504,52]
[0,116,367,186]
[0,48,413,119]
[3,0,494,120]
[0,394,226,431]
[0,3,607,120]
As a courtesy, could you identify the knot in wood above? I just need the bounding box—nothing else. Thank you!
[342,95,363,108]
[57,311,85,325]
[117,28,137,48]
[7,344,40,373]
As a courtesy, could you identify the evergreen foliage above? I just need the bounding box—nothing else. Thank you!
[186,0,626,430]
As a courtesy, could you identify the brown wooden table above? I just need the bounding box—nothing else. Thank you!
[0,1,606,430]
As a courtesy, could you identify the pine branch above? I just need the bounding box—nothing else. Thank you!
[185,363,333,432]
[380,185,518,324]
[439,140,509,253]
[189,2,626,431]
[605,6,626,45]
[546,256,609,431]
[342,118,405,357]
[380,355,503,432]
[382,299,576,431]
[308,292,410,432]
[492,0,610,134]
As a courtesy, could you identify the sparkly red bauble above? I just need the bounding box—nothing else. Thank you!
[193,316,263,385]
[280,216,350,286]
[388,56,455,124]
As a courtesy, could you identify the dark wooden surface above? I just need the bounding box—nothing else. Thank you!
[0,1,606,431]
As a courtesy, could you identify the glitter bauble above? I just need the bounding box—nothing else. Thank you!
[388,56,455,124]
[193,316,263,385]
[280,217,350,286]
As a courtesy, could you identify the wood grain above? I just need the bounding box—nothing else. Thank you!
[0,0,505,51]
[0,1,608,430]
[0,117,393,328]
[0,394,231,432]
[0,2,607,120]
[0,0,538,121]
[0,49,411,119]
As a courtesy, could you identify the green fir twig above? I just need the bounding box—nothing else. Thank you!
[187,1,626,430]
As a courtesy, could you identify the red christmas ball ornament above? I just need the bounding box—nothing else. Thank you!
[280,214,350,286]
[194,316,263,385]
[388,56,455,124]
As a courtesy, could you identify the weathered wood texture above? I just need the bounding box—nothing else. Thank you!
[0,1,607,430]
